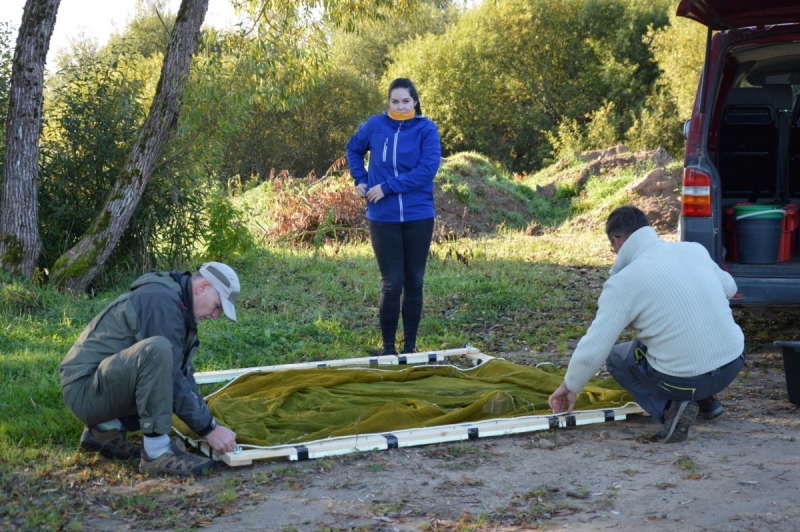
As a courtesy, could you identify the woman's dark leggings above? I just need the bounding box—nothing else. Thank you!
[369,218,434,353]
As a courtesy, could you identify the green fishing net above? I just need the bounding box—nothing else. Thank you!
[173,358,632,447]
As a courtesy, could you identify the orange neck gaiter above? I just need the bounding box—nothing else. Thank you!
[388,110,416,121]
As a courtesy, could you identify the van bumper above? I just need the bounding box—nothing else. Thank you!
[730,277,800,305]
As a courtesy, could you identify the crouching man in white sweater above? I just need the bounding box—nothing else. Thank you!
[548,205,745,443]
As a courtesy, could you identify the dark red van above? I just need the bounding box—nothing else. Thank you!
[679,0,800,304]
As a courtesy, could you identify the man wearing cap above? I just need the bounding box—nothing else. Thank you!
[60,262,240,475]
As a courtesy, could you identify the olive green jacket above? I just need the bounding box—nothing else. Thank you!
[59,270,215,436]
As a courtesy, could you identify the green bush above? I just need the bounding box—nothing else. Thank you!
[221,68,383,180]
[202,194,254,261]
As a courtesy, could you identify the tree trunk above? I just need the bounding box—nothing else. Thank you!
[49,0,209,292]
[0,0,60,277]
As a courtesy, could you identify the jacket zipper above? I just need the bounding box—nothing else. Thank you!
[394,123,403,221]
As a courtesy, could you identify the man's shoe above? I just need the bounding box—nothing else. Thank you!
[697,395,724,420]
[80,425,142,460]
[657,400,699,443]
[140,439,215,476]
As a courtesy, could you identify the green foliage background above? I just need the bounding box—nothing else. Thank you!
[0,21,14,179]
[0,0,706,285]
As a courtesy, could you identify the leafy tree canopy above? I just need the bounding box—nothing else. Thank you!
[387,0,673,170]
[648,9,706,119]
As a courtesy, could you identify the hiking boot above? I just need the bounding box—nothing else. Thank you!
[657,400,699,443]
[697,395,724,420]
[140,439,215,476]
[80,425,142,460]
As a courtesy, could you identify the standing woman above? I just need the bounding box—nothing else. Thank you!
[346,78,442,355]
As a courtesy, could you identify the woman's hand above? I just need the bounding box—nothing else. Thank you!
[366,184,385,203]
[355,183,367,198]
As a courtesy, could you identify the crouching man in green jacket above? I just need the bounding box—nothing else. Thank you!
[60,262,240,475]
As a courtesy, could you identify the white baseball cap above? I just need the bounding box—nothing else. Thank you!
[198,262,240,321]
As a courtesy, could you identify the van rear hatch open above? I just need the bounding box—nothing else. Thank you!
[679,0,800,305]
[677,0,800,30]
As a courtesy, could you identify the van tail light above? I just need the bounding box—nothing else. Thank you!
[682,168,711,217]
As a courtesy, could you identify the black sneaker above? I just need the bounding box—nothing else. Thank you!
[697,396,724,420]
[657,401,699,443]
[80,425,142,460]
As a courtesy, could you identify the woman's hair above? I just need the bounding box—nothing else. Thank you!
[387,77,422,115]
[605,205,650,239]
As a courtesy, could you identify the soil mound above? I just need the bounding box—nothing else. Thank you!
[434,146,681,239]
[561,145,681,236]
[433,152,532,239]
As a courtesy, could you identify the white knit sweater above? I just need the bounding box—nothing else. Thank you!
[563,226,745,393]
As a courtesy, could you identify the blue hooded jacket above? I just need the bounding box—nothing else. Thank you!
[346,112,441,223]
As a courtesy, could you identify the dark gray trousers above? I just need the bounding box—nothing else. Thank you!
[606,340,744,423]
[369,218,434,352]
[62,336,174,435]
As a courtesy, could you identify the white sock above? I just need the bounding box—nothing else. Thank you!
[143,434,171,458]
[97,419,123,431]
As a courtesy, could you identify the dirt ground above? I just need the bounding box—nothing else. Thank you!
[83,342,799,532]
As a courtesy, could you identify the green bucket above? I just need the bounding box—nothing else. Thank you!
[733,205,785,264]
[733,204,785,220]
